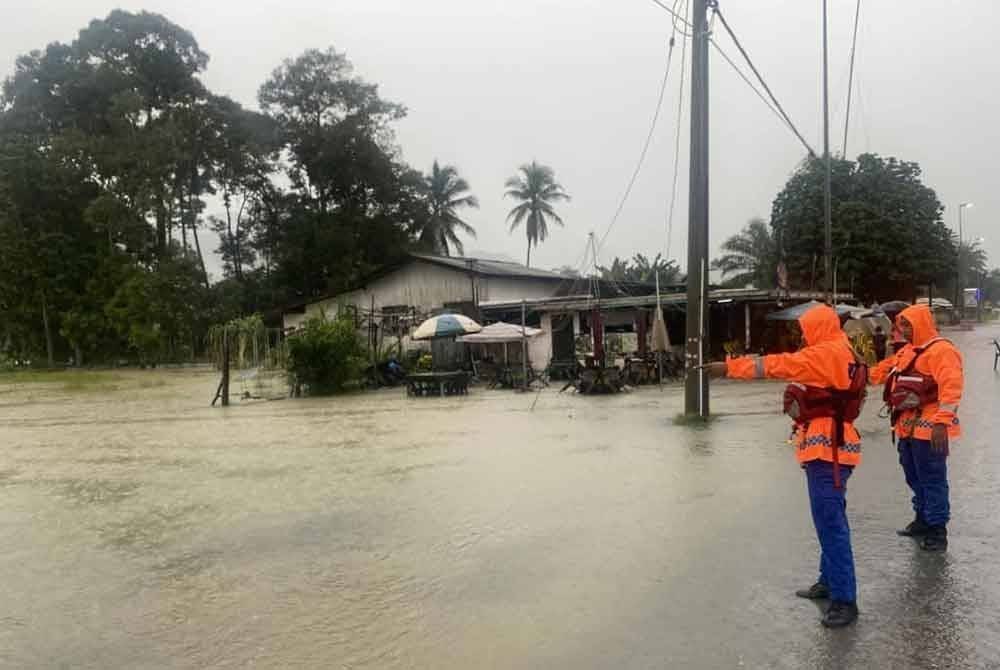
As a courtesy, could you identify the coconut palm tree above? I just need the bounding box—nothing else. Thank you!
[504,161,570,267]
[713,217,777,289]
[419,160,478,256]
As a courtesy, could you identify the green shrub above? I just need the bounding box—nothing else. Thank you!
[286,315,365,395]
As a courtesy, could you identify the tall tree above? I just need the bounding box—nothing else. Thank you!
[258,47,417,299]
[504,161,570,267]
[771,153,955,302]
[958,239,988,285]
[417,160,478,256]
[713,218,777,289]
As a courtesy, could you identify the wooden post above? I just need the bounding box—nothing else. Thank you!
[221,331,230,406]
[745,302,751,353]
[521,300,528,391]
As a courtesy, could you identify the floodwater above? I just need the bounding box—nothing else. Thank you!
[2,327,999,669]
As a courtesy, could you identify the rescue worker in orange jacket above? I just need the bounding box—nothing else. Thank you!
[707,304,863,628]
[870,304,963,551]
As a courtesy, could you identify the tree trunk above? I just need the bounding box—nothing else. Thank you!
[234,193,248,280]
[40,289,54,367]
[156,200,168,257]
[74,344,83,368]
[188,177,210,288]
[191,221,210,289]
[526,241,532,268]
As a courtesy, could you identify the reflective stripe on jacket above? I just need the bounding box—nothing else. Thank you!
[885,305,964,440]
[727,305,862,466]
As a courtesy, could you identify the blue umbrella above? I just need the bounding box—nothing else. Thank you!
[412,313,483,340]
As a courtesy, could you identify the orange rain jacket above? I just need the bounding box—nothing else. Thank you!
[726,304,862,466]
[870,304,963,441]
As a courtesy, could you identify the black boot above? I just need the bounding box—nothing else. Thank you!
[822,600,859,628]
[796,582,830,600]
[897,517,931,537]
[919,526,948,552]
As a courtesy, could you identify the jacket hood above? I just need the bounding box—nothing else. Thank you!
[899,304,939,347]
[798,304,846,346]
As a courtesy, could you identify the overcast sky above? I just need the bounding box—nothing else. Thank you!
[1,0,996,279]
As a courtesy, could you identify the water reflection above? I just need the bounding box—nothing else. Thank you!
[0,326,997,668]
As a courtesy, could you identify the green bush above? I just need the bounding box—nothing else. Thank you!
[286,314,365,395]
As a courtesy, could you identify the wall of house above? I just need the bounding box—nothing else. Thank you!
[283,311,308,332]
[283,260,565,332]
[301,260,475,321]
[530,313,554,371]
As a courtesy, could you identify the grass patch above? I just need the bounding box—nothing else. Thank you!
[672,412,722,427]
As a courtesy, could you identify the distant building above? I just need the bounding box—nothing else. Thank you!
[281,253,573,340]
[281,253,852,371]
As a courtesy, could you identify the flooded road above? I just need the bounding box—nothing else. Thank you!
[2,326,999,669]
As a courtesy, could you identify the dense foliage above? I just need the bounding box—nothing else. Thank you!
[599,253,681,285]
[770,154,959,302]
[286,314,365,394]
[0,11,474,366]
[711,154,997,303]
[712,218,776,289]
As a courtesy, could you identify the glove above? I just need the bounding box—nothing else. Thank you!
[930,423,949,455]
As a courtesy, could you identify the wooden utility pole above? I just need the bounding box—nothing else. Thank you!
[822,0,834,303]
[684,0,710,417]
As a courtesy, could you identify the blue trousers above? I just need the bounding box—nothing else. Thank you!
[897,438,950,527]
[805,460,857,603]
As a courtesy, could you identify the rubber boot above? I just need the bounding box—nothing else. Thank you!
[822,601,859,628]
[897,517,931,537]
[919,526,948,552]
[795,582,830,600]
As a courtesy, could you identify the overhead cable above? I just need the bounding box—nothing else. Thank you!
[649,0,694,29]
[709,39,791,136]
[842,0,862,157]
[664,0,690,262]
[596,27,679,253]
[712,6,817,157]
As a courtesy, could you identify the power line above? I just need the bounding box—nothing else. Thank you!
[709,38,791,138]
[711,6,817,157]
[664,0,690,262]
[596,27,679,253]
[842,0,862,157]
[649,0,694,29]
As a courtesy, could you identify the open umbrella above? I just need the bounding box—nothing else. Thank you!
[412,313,482,340]
[457,322,541,342]
[766,300,857,321]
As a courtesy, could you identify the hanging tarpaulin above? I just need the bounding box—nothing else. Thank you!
[591,308,604,363]
[652,305,671,352]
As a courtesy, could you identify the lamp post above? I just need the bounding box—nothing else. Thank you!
[956,202,973,320]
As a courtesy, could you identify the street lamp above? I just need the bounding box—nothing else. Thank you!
[956,202,974,319]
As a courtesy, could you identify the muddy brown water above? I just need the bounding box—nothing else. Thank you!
[2,326,999,669]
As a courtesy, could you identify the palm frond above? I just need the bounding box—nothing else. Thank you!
[449,194,479,209]
[507,203,530,228]
[445,213,477,238]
